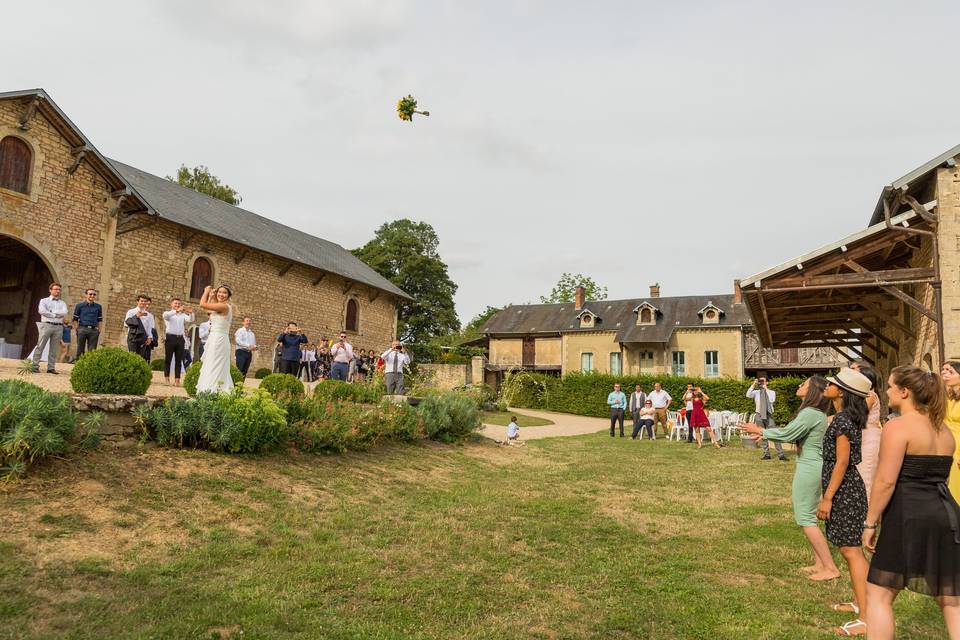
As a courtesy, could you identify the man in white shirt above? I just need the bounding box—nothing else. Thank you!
[648,382,673,438]
[124,295,155,361]
[31,282,68,374]
[330,331,354,381]
[234,315,257,377]
[747,377,785,461]
[381,340,411,394]
[162,298,194,386]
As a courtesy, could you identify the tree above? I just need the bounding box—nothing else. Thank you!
[167,165,242,205]
[352,219,459,344]
[540,273,608,304]
[464,305,502,337]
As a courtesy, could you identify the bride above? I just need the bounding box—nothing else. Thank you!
[195,284,235,394]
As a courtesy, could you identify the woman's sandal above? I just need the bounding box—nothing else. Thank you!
[833,619,866,636]
[830,602,860,614]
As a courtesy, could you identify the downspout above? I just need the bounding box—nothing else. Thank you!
[883,189,945,365]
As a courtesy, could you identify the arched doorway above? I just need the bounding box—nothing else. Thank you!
[0,235,56,358]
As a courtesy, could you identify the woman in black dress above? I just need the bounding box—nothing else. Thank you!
[863,366,960,639]
[820,367,872,636]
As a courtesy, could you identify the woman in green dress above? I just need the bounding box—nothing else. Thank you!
[742,376,838,579]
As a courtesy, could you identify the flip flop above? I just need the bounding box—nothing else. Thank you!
[833,619,866,636]
[830,602,860,615]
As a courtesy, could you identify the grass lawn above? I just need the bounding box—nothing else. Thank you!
[0,435,946,639]
[481,410,554,427]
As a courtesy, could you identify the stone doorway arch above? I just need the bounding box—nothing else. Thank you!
[0,233,64,358]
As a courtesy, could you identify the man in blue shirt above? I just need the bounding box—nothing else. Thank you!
[607,382,627,437]
[72,288,103,359]
[276,322,308,376]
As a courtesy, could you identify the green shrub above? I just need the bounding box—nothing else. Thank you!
[0,380,77,480]
[70,347,152,395]
[260,373,305,398]
[417,391,482,443]
[150,359,166,372]
[182,362,244,398]
[313,379,383,404]
[525,372,803,425]
[254,368,272,380]
[456,383,499,411]
[287,396,423,454]
[136,389,286,454]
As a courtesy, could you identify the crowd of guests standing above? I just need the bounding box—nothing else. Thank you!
[740,364,960,638]
[26,282,412,392]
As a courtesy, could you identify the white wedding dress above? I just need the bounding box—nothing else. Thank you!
[195,305,234,394]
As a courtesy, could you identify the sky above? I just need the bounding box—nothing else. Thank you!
[6,1,960,325]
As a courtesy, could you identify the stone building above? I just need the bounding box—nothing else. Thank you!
[0,89,409,367]
[479,283,845,386]
[740,142,960,386]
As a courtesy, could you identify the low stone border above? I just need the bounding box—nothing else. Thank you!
[71,394,164,440]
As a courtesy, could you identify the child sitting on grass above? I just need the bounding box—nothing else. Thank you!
[507,417,520,442]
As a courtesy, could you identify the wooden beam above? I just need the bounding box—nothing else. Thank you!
[368,289,380,303]
[772,266,935,289]
[342,280,353,295]
[234,250,248,265]
[18,98,38,130]
[278,262,294,277]
[312,273,327,287]
[845,259,937,322]
[65,149,86,175]
[179,232,197,250]
[857,300,915,338]
[799,234,906,278]
[756,292,771,346]
[108,194,128,218]
[851,318,898,351]
[763,298,890,311]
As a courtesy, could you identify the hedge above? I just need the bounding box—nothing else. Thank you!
[259,373,305,398]
[502,371,805,425]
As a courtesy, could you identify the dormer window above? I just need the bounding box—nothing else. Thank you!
[577,309,598,329]
[633,302,659,326]
[698,302,724,325]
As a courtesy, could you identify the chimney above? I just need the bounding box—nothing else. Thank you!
[574,286,585,310]
[649,283,660,298]
[733,279,743,305]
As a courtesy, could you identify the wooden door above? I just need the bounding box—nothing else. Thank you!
[522,338,535,367]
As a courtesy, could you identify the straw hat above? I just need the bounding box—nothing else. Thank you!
[826,367,872,398]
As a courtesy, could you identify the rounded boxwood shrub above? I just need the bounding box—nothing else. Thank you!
[254,367,272,380]
[182,361,244,398]
[259,373,305,398]
[150,359,166,372]
[70,347,152,395]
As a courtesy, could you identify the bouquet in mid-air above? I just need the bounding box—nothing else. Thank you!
[397,95,430,122]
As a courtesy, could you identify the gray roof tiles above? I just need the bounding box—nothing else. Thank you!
[482,294,752,343]
[109,160,410,300]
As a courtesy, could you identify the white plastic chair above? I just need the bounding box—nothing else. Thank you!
[668,411,688,441]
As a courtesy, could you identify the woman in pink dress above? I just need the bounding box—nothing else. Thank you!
[852,363,881,500]
[690,390,720,449]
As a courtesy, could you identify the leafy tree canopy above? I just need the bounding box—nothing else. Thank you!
[352,219,459,344]
[167,165,242,205]
[540,273,608,304]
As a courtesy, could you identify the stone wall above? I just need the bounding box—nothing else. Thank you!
[938,164,960,362]
[106,218,400,371]
[418,363,469,390]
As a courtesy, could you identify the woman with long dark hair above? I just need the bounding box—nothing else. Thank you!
[864,365,960,638]
[741,376,838,579]
[819,367,872,636]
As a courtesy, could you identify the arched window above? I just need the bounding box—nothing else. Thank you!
[345,298,359,332]
[0,136,32,194]
[190,257,213,299]
[640,308,652,323]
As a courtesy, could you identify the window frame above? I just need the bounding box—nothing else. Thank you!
[345,297,360,333]
[704,350,720,377]
[609,352,622,376]
[638,350,654,374]
[189,256,214,300]
[0,135,33,196]
[672,351,685,376]
[580,352,594,372]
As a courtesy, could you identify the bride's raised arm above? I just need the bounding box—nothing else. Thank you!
[199,285,230,314]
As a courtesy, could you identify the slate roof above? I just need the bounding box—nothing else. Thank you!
[108,160,411,300]
[481,294,752,343]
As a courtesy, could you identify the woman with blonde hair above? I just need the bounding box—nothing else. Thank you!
[864,365,960,638]
[939,361,960,503]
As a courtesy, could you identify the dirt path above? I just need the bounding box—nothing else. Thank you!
[480,407,610,441]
